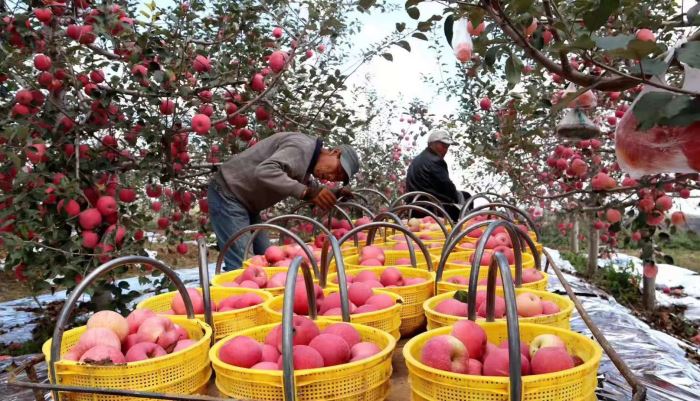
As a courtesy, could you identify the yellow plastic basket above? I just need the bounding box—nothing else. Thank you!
[424,289,574,330]
[403,322,602,401]
[212,267,318,296]
[210,320,397,401]
[262,288,404,340]
[136,287,272,339]
[42,316,212,401]
[326,267,435,336]
[456,241,544,257]
[437,268,549,294]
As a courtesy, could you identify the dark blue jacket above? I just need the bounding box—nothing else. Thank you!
[406,148,461,204]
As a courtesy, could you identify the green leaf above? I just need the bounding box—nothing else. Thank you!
[417,21,432,32]
[407,7,420,20]
[381,53,394,61]
[405,0,423,7]
[628,58,669,76]
[677,41,700,68]
[453,290,470,304]
[627,39,663,58]
[412,32,428,40]
[583,0,619,31]
[484,46,498,68]
[358,0,377,11]
[396,22,406,32]
[395,40,411,52]
[504,54,523,88]
[571,34,596,50]
[632,91,676,130]
[594,34,633,50]
[512,0,535,13]
[662,254,674,264]
[469,9,485,29]
[444,14,454,46]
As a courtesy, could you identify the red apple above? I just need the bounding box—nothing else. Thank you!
[240,265,268,288]
[530,347,574,374]
[126,309,156,334]
[420,335,470,374]
[171,288,205,314]
[482,347,530,376]
[125,342,167,362]
[79,345,126,364]
[87,310,129,341]
[354,271,379,282]
[277,345,324,370]
[451,320,487,360]
[322,323,361,348]
[541,301,560,315]
[515,292,543,317]
[219,336,262,368]
[529,334,566,359]
[172,339,197,353]
[434,299,468,317]
[96,196,117,216]
[348,282,373,306]
[264,316,320,351]
[308,333,350,366]
[349,341,381,362]
[79,208,102,230]
[380,267,403,287]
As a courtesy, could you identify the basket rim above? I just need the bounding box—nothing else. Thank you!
[262,288,404,320]
[136,287,272,318]
[43,316,212,368]
[209,320,396,376]
[403,322,602,383]
[423,289,574,322]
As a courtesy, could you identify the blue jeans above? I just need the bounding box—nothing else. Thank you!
[208,184,269,271]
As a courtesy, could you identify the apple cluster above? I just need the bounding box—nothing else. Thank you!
[152,288,265,315]
[434,290,560,319]
[331,266,427,290]
[62,309,196,364]
[444,268,544,288]
[218,318,381,370]
[421,321,581,376]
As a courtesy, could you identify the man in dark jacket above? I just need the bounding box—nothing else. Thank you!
[208,132,360,271]
[406,130,465,221]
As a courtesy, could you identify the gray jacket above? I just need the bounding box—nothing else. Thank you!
[212,132,321,213]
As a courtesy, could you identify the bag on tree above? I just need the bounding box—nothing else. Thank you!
[615,50,700,178]
[451,17,473,63]
[556,108,600,140]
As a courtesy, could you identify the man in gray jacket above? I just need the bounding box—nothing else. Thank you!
[208,132,360,271]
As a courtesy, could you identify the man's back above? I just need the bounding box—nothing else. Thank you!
[214,132,319,213]
[406,148,460,204]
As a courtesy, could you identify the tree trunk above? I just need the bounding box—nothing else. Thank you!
[642,275,656,310]
[570,215,579,253]
[586,213,598,277]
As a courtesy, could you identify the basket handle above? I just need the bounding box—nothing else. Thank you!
[263,214,343,288]
[48,256,196,401]
[390,191,443,208]
[469,203,540,242]
[468,220,529,318]
[461,192,509,217]
[390,204,450,239]
[435,220,520,292]
[370,211,418,267]
[352,188,391,206]
[197,238,215,344]
[478,251,524,401]
[214,223,320,277]
[444,211,541,272]
[407,200,455,227]
[281,256,322,401]
[338,222,434,271]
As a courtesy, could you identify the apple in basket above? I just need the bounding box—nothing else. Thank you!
[218,319,381,369]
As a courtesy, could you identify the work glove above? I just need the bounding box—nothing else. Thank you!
[303,184,337,210]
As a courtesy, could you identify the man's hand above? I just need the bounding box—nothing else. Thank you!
[303,185,337,210]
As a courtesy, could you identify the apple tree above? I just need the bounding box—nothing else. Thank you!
[0,0,406,311]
